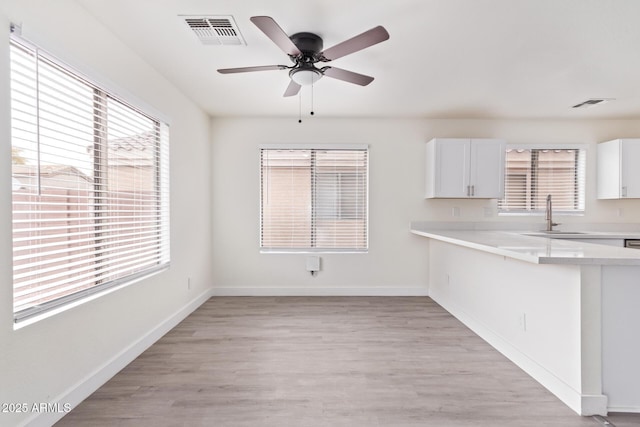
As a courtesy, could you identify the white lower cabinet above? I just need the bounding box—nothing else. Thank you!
[425,138,506,199]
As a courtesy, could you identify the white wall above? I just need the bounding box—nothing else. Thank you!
[0,1,212,426]
[210,117,640,294]
[210,118,430,294]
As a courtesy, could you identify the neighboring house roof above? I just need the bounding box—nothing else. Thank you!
[86,131,156,167]
[12,132,155,192]
[12,164,93,191]
[12,164,93,181]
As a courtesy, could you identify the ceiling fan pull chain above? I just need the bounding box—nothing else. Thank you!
[310,82,315,116]
[298,89,302,123]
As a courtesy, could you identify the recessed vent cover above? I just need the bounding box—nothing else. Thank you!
[572,98,614,109]
[182,15,246,45]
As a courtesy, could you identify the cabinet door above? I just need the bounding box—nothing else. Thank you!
[469,139,505,198]
[433,139,470,197]
[621,139,640,198]
[597,140,622,199]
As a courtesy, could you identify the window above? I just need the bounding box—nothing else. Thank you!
[260,146,368,251]
[499,147,585,214]
[10,36,170,323]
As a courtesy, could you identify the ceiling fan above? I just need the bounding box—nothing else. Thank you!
[217,16,390,97]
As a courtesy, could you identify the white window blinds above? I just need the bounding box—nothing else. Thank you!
[260,147,368,251]
[499,148,585,214]
[10,37,170,322]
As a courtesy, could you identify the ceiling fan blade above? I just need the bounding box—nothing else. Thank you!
[283,80,301,97]
[250,16,301,57]
[321,26,389,61]
[322,67,374,86]
[217,65,288,74]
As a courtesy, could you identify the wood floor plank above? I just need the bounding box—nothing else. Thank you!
[56,297,635,426]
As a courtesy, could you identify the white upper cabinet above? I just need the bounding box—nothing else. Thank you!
[597,139,640,199]
[425,138,506,199]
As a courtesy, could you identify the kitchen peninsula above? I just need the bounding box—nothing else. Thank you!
[411,222,640,416]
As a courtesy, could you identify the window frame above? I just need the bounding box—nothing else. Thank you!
[259,144,369,254]
[498,144,587,216]
[10,34,171,326]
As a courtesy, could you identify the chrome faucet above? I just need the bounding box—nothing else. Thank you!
[545,194,559,231]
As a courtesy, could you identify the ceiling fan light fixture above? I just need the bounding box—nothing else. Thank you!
[290,68,322,86]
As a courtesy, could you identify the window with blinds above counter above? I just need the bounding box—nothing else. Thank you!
[499,147,586,214]
[10,36,170,323]
[260,145,368,252]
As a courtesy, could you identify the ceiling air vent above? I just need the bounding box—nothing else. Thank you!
[182,15,246,45]
[571,98,614,109]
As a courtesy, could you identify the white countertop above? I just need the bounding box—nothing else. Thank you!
[520,230,640,239]
[410,225,640,265]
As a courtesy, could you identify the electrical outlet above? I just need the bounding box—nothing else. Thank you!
[306,256,320,276]
[187,277,191,290]
[452,207,460,217]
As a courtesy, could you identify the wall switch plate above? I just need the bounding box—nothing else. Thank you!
[306,256,320,272]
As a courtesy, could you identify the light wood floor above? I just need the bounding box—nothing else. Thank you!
[57,297,639,426]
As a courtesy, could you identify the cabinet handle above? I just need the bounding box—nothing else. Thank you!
[622,186,627,197]
[471,185,475,196]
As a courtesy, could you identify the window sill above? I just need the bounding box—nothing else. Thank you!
[498,211,585,217]
[260,249,368,254]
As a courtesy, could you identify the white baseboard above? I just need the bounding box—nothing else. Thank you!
[210,287,429,297]
[24,288,213,427]
[430,292,608,417]
[607,405,640,413]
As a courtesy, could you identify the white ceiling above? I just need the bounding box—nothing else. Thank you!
[76,0,640,120]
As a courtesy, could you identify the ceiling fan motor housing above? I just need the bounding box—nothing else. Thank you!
[290,32,323,57]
